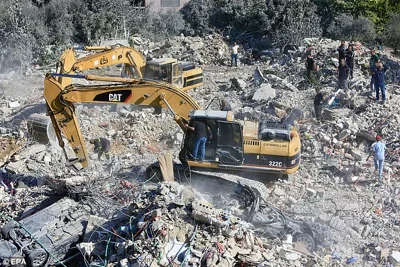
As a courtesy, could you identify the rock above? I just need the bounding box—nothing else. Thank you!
[8,101,20,108]
[118,108,131,118]
[0,107,13,117]
[316,212,330,224]
[322,109,335,121]
[231,78,247,90]
[350,149,363,161]
[273,187,285,197]
[305,188,316,198]
[252,84,276,101]
[63,176,86,186]
[190,41,204,51]
[343,119,359,132]
[329,216,346,231]
[5,160,24,173]
[346,227,362,239]
[345,173,359,183]
[391,251,400,263]
[108,129,117,137]
[286,196,298,205]
[361,225,370,237]
[19,144,46,159]
[336,129,351,141]
[357,130,377,142]
[274,107,287,118]
[316,190,325,198]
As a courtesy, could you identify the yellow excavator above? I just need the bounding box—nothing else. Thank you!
[56,45,203,91]
[43,73,301,180]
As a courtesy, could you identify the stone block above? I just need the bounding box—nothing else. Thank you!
[253,84,276,101]
[322,109,335,121]
[231,78,247,90]
[350,149,363,161]
[336,129,351,141]
[305,188,316,198]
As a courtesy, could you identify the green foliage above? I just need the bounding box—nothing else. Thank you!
[313,0,400,32]
[267,0,322,46]
[0,0,48,71]
[181,0,322,46]
[181,0,214,36]
[327,14,376,42]
[384,13,400,52]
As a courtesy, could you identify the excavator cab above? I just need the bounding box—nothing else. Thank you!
[180,111,244,166]
[145,59,203,91]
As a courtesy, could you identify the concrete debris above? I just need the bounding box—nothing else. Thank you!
[1,37,400,267]
[252,84,276,101]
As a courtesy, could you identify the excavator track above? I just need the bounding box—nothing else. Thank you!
[185,169,272,201]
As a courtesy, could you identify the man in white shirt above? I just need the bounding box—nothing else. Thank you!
[371,135,386,184]
[231,42,239,67]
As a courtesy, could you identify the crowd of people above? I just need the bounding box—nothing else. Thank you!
[310,40,390,186]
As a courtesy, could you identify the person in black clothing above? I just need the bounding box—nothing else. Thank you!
[185,120,212,162]
[90,137,111,160]
[220,98,232,111]
[314,88,326,122]
[337,40,346,61]
[375,37,383,50]
[306,54,315,80]
[338,59,350,89]
[345,44,355,79]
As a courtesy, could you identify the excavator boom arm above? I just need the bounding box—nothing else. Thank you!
[56,46,147,87]
[44,74,201,168]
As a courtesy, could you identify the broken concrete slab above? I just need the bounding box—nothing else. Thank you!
[252,84,276,101]
[231,78,247,90]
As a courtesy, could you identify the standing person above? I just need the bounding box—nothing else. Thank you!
[375,37,383,50]
[314,88,326,122]
[90,137,111,160]
[371,135,386,184]
[305,54,315,80]
[345,44,355,79]
[337,40,346,61]
[230,42,239,67]
[369,50,380,92]
[219,98,232,111]
[338,59,350,89]
[185,120,212,162]
[372,61,389,103]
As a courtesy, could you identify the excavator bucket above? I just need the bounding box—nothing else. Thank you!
[27,114,60,150]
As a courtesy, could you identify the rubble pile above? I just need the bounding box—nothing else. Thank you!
[132,34,230,65]
[0,37,399,267]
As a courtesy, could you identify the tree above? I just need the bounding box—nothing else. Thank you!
[180,0,215,36]
[327,14,376,42]
[181,0,322,46]
[267,0,322,46]
[384,13,400,52]
[0,0,48,71]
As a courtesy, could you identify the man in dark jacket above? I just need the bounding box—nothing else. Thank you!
[372,62,389,103]
[185,120,212,162]
[220,98,232,111]
[314,88,326,122]
[90,137,111,160]
[338,59,350,89]
[345,44,355,79]
[306,54,315,80]
[337,40,346,61]
[369,50,380,92]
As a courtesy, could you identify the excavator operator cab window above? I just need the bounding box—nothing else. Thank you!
[160,64,172,83]
[216,121,243,165]
[145,64,160,80]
